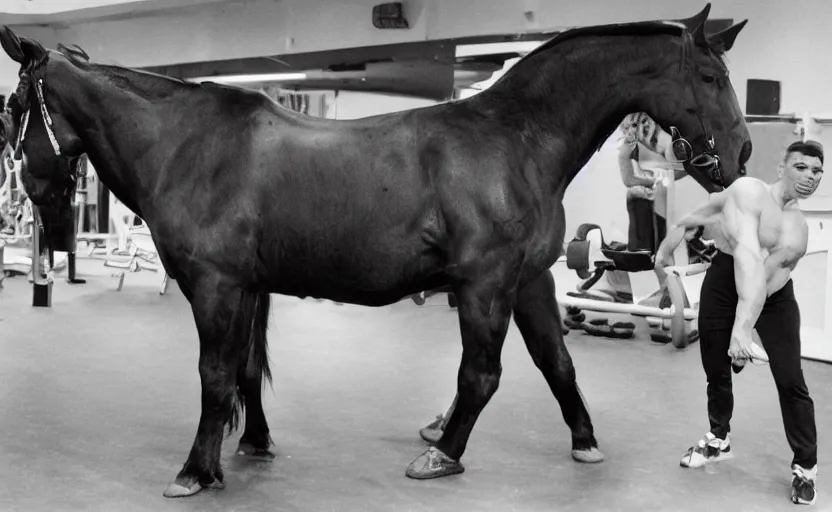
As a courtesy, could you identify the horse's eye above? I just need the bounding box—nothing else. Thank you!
[701,74,716,84]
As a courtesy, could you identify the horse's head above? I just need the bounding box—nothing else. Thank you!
[0,27,87,206]
[644,4,751,192]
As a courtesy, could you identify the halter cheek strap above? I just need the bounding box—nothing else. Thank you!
[16,78,62,158]
[669,34,724,189]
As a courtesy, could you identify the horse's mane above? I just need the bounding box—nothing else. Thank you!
[57,47,271,106]
[520,21,687,64]
[517,19,726,68]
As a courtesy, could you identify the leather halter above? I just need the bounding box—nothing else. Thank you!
[667,33,728,189]
[10,75,83,198]
[15,77,62,159]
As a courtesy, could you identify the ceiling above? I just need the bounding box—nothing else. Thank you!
[0,0,228,24]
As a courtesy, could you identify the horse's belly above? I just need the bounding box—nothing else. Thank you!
[261,236,447,304]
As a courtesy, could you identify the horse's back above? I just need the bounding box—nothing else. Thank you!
[212,106,450,300]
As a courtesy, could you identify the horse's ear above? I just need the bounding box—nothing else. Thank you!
[677,4,711,30]
[20,38,47,66]
[708,19,748,53]
[0,26,26,64]
[0,26,47,69]
[57,43,90,63]
[693,20,709,47]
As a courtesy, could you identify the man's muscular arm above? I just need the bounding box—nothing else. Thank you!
[722,183,767,338]
[655,192,725,267]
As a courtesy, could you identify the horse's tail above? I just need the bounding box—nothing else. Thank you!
[228,291,273,435]
[250,292,273,386]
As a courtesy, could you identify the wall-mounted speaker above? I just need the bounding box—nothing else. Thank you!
[372,2,409,29]
[746,79,781,115]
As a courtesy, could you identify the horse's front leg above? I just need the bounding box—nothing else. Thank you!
[163,275,252,498]
[406,271,515,479]
[513,270,603,462]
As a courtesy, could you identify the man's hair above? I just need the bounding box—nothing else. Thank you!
[785,140,824,165]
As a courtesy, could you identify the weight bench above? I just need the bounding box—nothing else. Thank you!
[560,223,715,344]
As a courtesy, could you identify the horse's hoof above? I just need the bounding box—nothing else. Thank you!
[405,447,464,479]
[163,480,202,498]
[418,426,443,444]
[419,414,445,444]
[571,447,605,463]
[163,477,224,498]
[236,440,276,460]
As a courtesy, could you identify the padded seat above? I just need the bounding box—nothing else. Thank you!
[565,223,717,292]
[566,223,655,278]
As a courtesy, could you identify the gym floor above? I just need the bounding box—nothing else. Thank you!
[0,259,830,512]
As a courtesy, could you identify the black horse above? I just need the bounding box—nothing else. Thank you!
[0,4,751,498]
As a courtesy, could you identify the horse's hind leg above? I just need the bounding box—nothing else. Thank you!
[406,277,514,479]
[235,372,275,458]
[163,275,259,498]
[236,294,275,459]
[513,270,603,462]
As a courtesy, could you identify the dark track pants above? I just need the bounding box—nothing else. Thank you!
[698,251,817,468]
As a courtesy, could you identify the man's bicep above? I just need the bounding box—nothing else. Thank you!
[674,192,726,229]
[723,198,763,254]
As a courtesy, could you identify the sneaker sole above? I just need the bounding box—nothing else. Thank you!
[680,450,734,468]
[791,496,816,505]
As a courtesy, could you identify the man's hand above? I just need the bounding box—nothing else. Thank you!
[654,224,689,273]
[728,329,769,368]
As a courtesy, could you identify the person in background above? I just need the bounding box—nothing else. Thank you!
[618,112,688,254]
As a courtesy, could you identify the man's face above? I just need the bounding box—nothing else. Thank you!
[779,150,824,198]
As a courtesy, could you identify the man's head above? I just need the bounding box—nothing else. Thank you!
[777,140,824,200]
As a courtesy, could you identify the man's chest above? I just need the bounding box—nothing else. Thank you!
[759,209,808,265]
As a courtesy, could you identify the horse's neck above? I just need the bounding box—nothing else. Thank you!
[57,75,170,214]
[478,36,672,188]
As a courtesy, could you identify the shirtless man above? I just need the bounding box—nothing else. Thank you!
[655,137,823,505]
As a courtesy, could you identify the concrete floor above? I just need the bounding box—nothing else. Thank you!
[0,259,830,512]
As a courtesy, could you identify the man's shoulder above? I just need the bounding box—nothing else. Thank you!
[721,177,770,208]
[727,176,769,194]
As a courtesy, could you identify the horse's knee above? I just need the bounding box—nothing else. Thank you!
[199,363,237,403]
[460,358,502,401]
[553,360,577,385]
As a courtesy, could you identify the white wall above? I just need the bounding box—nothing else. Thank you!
[331,91,436,120]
